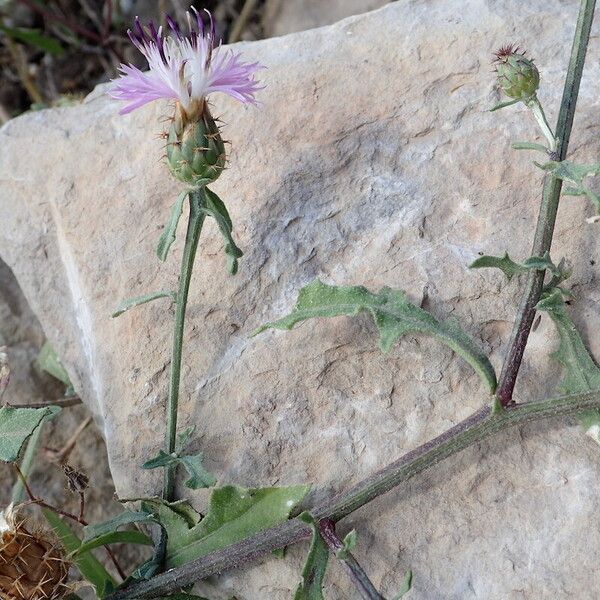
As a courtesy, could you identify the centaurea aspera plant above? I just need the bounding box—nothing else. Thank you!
[110,8,263,502]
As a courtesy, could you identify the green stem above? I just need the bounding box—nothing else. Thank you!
[105,390,600,599]
[496,0,596,406]
[163,189,206,502]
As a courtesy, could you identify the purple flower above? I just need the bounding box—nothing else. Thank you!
[109,8,263,115]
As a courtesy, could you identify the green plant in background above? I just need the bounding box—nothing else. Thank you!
[2,1,600,599]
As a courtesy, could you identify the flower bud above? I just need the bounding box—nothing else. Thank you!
[494,45,539,102]
[166,101,226,187]
[0,505,69,600]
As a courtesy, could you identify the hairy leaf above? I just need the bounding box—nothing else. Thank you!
[43,509,115,598]
[469,252,557,281]
[255,280,496,393]
[112,291,175,318]
[202,188,243,275]
[157,190,188,261]
[0,406,60,462]
[536,288,600,439]
[144,485,310,567]
[142,449,217,490]
[294,513,329,600]
[537,160,600,213]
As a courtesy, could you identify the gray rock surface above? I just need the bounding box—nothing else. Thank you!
[263,0,390,36]
[2,1,600,597]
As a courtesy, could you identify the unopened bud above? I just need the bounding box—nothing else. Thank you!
[494,45,539,102]
[166,100,226,187]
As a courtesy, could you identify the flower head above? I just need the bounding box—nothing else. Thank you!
[109,8,263,117]
[493,44,539,102]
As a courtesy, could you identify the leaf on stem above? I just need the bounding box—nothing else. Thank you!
[140,485,310,568]
[469,251,560,281]
[490,98,520,112]
[337,529,357,560]
[536,160,600,213]
[43,509,115,598]
[536,288,600,441]
[254,280,497,393]
[111,291,176,318]
[157,190,189,261]
[142,449,217,490]
[0,406,60,462]
[294,512,329,600]
[511,141,548,153]
[74,511,155,556]
[202,188,244,275]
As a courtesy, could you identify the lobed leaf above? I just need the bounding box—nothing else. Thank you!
[0,406,60,462]
[157,190,189,261]
[255,280,497,393]
[294,513,329,600]
[142,449,217,490]
[469,252,558,281]
[536,288,600,439]
[111,290,175,318]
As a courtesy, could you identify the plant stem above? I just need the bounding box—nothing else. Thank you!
[11,425,42,504]
[496,0,596,406]
[319,519,385,600]
[105,389,600,599]
[163,189,206,502]
[527,96,557,152]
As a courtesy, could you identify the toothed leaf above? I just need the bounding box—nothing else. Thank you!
[142,449,217,490]
[255,280,496,393]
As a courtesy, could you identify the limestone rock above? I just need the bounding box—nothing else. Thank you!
[2,1,600,597]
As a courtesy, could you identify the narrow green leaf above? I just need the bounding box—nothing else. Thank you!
[538,160,600,213]
[112,290,175,318]
[38,341,72,388]
[536,288,600,438]
[490,98,520,111]
[82,511,156,543]
[157,190,189,261]
[0,24,63,55]
[255,280,497,393]
[393,570,413,599]
[43,509,115,597]
[202,188,243,275]
[511,141,548,153]
[294,512,329,600]
[0,406,60,462]
[151,484,310,567]
[73,530,152,556]
[142,449,217,489]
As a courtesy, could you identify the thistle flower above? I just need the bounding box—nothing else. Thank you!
[494,44,539,102]
[0,506,69,600]
[109,8,263,185]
